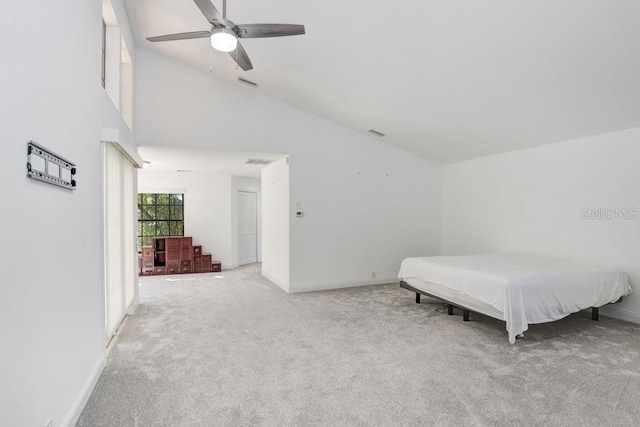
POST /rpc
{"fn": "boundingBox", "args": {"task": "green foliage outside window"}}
[137,193,184,250]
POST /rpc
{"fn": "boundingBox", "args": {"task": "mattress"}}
[398,253,633,343]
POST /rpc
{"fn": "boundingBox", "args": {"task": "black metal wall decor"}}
[26,141,76,190]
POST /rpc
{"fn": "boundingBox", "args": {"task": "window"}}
[101,20,106,88]
[137,193,184,250]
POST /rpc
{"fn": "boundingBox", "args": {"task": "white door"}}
[238,191,258,265]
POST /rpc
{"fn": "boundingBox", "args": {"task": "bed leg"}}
[592,307,599,321]
[447,304,454,315]
[415,293,420,304]
[463,309,470,322]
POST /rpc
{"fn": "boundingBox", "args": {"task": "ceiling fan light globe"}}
[210,29,237,52]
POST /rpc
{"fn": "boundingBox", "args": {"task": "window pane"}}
[137,194,142,204]
[142,236,153,247]
[142,194,156,205]
[142,221,156,236]
[157,205,170,220]
[171,194,183,205]
[141,206,156,220]
[169,222,178,236]
[170,205,183,220]
[157,221,170,236]
[157,194,170,205]
[169,221,184,236]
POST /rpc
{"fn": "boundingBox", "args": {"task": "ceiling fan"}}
[146,0,305,71]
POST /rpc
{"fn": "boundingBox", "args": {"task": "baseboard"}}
[289,276,398,294]
[126,296,139,315]
[600,305,640,324]
[62,355,106,427]
[262,269,289,293]
[222,264,239,271]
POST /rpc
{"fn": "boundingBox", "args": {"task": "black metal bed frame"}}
[399,280,603,324]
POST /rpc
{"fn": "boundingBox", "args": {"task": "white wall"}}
[231,176,262,267]
[135,50,442,292]
[138,171,233,267]
[0,0,135,425]
[261,158,291,290]
[442,127,640,322]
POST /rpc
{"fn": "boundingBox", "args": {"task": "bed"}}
[398,253,632,343]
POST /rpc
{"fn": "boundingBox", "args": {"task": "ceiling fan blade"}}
[147,31,211,42]
[193,0,223,24]
[229,41,253,71]
[234,24,305,39]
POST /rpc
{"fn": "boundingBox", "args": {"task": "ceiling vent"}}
[245,159,272,165]
[238,77,258,88]
[368,129,385,137]
[176,169,192,173]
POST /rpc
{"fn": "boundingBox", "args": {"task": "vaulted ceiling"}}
[124,0,640,163]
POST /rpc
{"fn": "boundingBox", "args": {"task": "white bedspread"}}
[398,253,632,343]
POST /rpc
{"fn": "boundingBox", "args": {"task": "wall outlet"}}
[45,418,53,427]
[371,271,376,279]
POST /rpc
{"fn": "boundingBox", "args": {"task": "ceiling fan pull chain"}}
[223,0,226,19]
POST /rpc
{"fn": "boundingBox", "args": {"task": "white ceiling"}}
[138,146,286,178]
[125,0,640,163]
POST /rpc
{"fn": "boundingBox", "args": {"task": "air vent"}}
[176,169,192,173]
[245,159,272,165]
[368,129,385,137]
[238,77,258,88]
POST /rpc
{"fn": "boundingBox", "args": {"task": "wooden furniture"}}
[180,237,193,262]
[139,236,220,276]
[165,238,180,267]
[140,246,154,276]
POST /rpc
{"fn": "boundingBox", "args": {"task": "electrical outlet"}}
[45,418,53,427]
[372,271,376,279]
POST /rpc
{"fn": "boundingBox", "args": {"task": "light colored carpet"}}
[78,263,640,426]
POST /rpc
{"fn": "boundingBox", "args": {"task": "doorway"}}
[238,191,258,265]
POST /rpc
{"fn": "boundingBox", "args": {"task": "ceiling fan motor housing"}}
[210,26,237,52]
